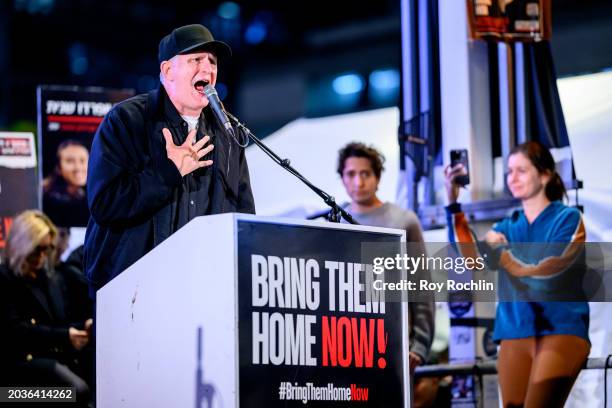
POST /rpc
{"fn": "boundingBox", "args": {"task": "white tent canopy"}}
[246,107,400,217]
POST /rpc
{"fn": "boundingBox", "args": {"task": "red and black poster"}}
[0,132,37,258]
[37,85,134,227]
[237,221,408,407]
[467,0,551,42]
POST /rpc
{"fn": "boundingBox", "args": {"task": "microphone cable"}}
[605,354,612,408]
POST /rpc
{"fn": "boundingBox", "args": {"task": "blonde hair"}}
[5,210,58,277]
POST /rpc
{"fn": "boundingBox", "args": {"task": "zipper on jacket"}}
[227,139,232,176]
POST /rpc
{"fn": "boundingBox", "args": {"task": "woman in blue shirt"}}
[444,141,589,407]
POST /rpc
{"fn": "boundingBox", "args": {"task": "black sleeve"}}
[87,108,182,227]
[1,272,72,352]
[236,142,256,214]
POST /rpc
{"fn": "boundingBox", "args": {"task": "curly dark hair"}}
[337,142,385,179]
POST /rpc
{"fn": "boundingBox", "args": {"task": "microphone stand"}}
[225,111,358,224]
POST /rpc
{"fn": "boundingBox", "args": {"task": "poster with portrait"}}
[0,132,37,260]
[37,85,134,227]
[467,0,551,42]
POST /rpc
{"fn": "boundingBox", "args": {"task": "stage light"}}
[70,58,87,75]
[68,43,88,76]
[332,73,364,96]
[369,69,400,91]
[15,0,54,14]
[217,2,241,20]
[245,22,267,45]
[368,68,400,105]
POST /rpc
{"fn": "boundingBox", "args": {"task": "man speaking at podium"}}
[84,24,255,296]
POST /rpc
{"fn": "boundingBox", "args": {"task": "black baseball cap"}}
[158,24,232,64]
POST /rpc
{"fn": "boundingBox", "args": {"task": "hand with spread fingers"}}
[163,127,214,176]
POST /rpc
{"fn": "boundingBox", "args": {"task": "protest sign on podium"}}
[97,213,410,407]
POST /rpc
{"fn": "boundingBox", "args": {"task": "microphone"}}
[203,84,234,136]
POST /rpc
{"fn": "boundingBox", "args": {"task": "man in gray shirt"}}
[337,142,435,372]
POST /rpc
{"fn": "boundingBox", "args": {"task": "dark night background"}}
[0,0,611,137]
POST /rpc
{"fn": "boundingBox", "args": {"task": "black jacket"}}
[0,265,76,365]
[83,86,255,294]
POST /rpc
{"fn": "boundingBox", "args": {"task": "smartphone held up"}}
[450,149,470,186]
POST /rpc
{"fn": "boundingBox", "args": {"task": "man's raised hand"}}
[163,128,214,176]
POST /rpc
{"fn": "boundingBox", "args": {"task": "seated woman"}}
[444,141,589,407]
[0,210,92,404]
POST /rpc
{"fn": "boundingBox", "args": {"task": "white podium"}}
[97,213,410,407]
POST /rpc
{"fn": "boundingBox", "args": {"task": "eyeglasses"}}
[31,244,55,256]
